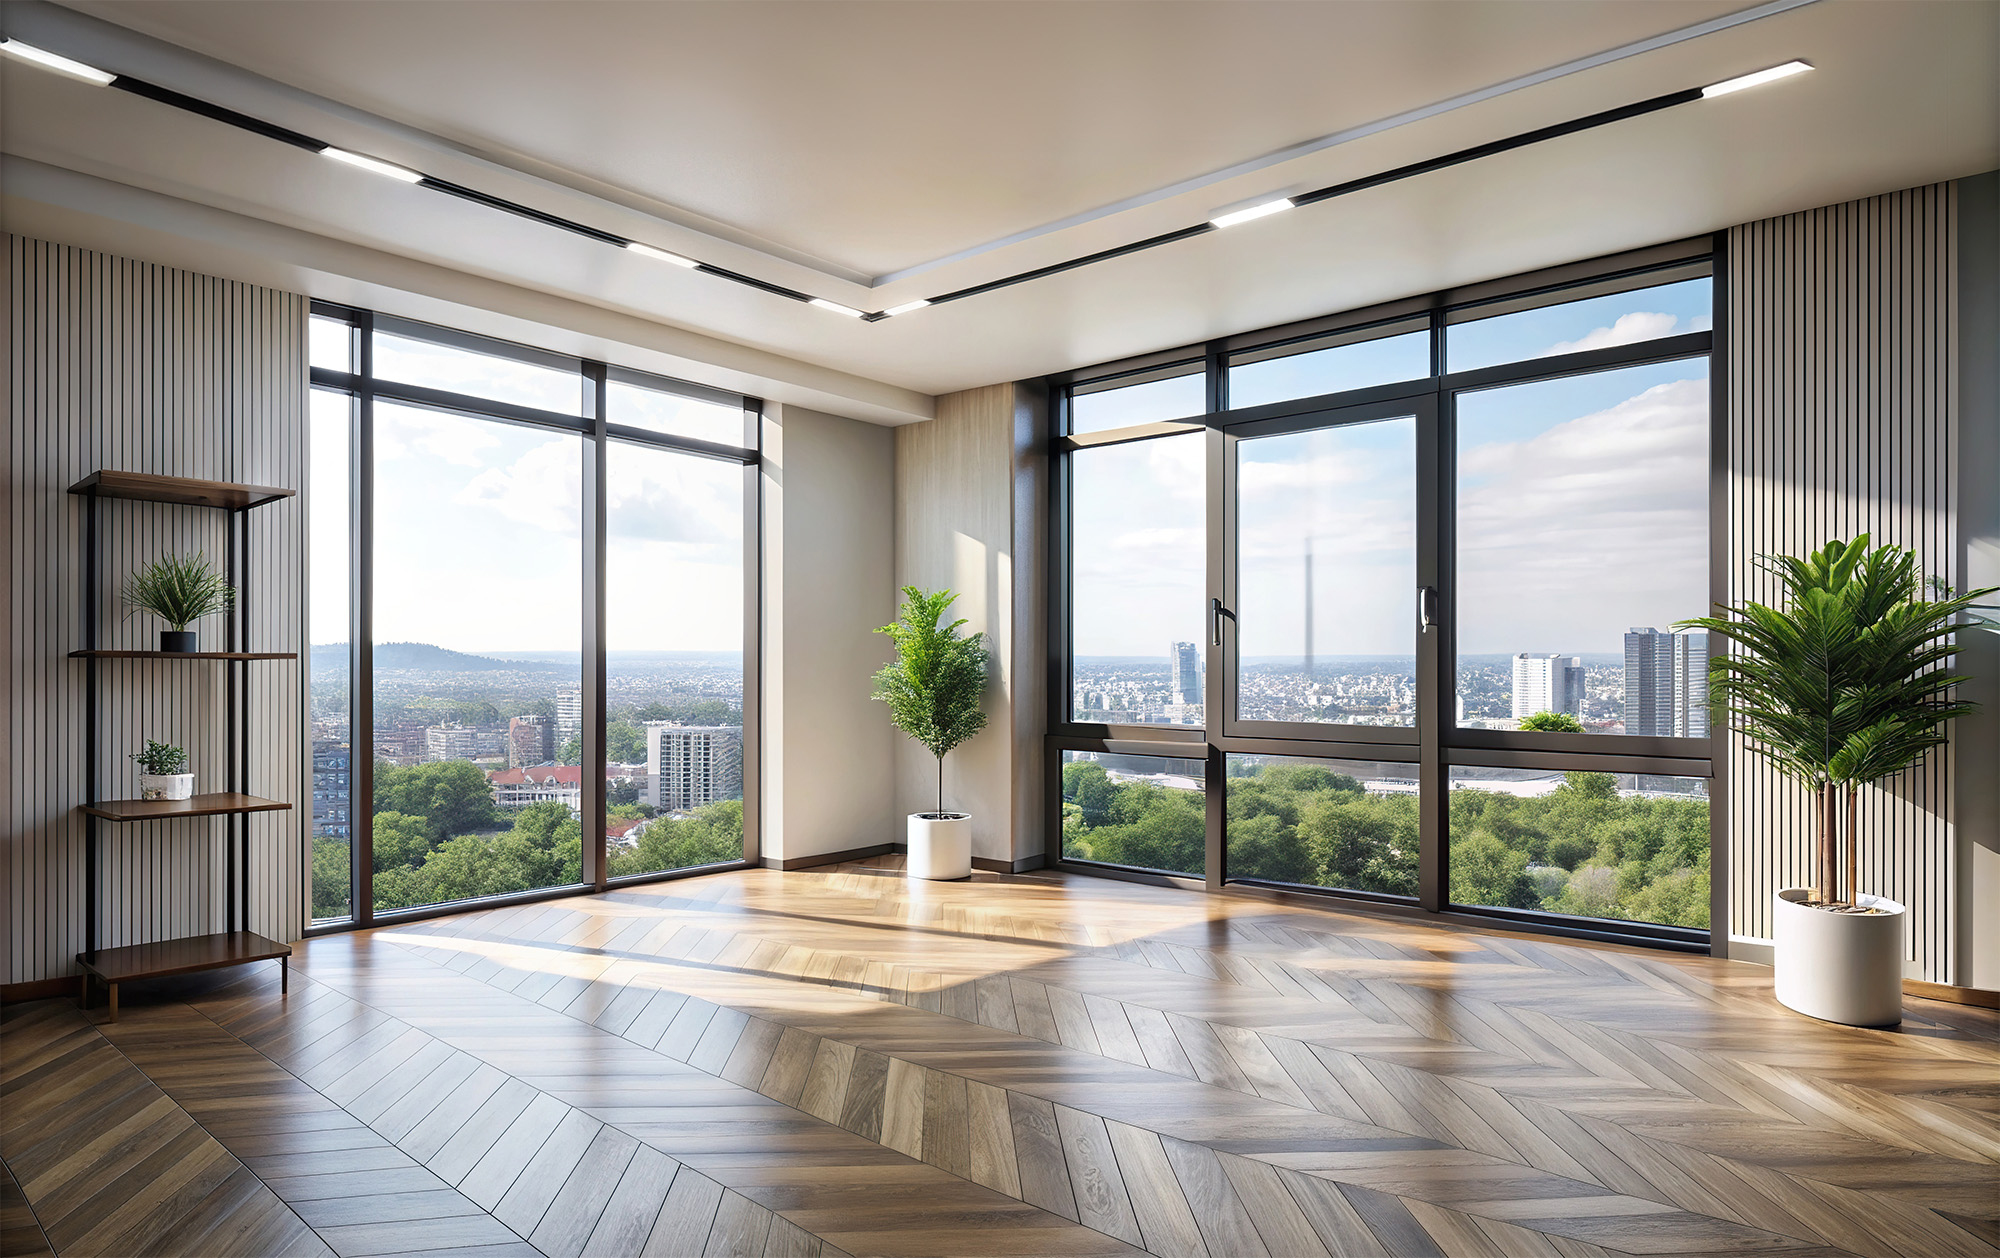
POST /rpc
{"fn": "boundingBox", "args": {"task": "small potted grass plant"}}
[873,587,988,880]
[124,552,234,652]
[1680,536,1993,1026]
[132,738,193,801]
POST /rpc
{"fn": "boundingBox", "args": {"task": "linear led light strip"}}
[1,37,1808,321]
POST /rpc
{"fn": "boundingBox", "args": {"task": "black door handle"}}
[1210,597,1236,646]
[1418,586,1439,632]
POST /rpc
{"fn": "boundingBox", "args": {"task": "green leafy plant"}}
[1679,536,1994,909]
[130,739,187,777]
[1518,710,1585,733]
[123,552,234,631]
[873,587,988,816]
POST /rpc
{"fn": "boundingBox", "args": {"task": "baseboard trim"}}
[2,976,81,1004]
[763,846,1047,875]
[1904,978,2000,1008]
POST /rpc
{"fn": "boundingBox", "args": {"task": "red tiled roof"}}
[606,818,645,839]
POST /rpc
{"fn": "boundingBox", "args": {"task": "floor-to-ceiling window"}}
[307,308,758,928]
[1050,241,1719,948]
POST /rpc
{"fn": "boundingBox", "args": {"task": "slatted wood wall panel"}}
[1726,183,1958,980]
[6,235,307,984]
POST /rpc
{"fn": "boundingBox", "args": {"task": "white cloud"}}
[1542,311,1683,358]
[375,407,499,467]
[457,439,582,532]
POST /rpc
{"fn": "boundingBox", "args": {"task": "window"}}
[1454,359,1710,737]
[307,305,759,930]
[1061,750,1205,878]
[1053,247,1715,944]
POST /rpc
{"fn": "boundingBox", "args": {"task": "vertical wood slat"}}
[7,234,307,984]
[1726,184,1958,982]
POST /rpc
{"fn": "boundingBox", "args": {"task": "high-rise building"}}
[555,689,583,745]
[311,740,351,839]
[645,722,744,812]
[507,714,553,768]
[1169,641,1203,707]
[425,722,481,762]
[1624,628,1708,736]
[1511,653,1583,721]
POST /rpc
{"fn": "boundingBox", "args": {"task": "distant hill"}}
[311,642,569,673]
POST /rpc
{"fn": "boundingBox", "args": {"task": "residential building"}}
[555,689,583,745]
[645,722,744,812]
[1511,653,1584,721]
[507,714,553,768]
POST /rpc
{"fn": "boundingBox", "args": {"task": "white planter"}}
[1773,888,1906,1027]
[906,813,972,881]
[138,773,195,801]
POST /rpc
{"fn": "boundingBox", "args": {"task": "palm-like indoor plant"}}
[131,738,193,801]
[1680,536,1993,1026]
[873,586,988,880]
[124,551,234,652]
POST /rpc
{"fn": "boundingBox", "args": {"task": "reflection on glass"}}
[1448,767,1709,927]
[374,330,582,414]
[608,381,746,446]
[370,403,583,914]
[1454,359,1708,736]
[309,316,352,373]
[1228,330,1429,409]
[1070,371,1205,434]
[1447,277,1712,374]
[1061,750,1204,877]
[1225,755,1418,896]
[308,389,353,923]
[1236,417,1415,727]
[604,442,746,877]
[1070,433,1206,725]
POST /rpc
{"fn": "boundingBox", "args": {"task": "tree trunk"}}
[1844,784,1859,908]
[1817,781,1836,905]
[936,756,944,817]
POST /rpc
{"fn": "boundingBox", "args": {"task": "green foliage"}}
[123,552,234,631]
[370,811,431,873]
[1518,710,1585,733]
[130,738,186,776]
[607,801,744,877]
[558,736,583,764]
[373,759,500,842]
[873,587,988,811]
[310,838,350,921]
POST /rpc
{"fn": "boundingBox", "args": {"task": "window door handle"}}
[1210,597,1236,646]
[1418,586,1439,633]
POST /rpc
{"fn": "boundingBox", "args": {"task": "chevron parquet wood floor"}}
[2,858,1993,1257]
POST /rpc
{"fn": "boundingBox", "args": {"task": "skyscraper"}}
[555,689,583,745]
[1624,628,1708,736]
[507,714,553,768]
[645,722,745,812]
[1169,641,1203,708]
[1511,653,1584,721]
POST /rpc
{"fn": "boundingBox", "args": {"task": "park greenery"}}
[1061,758,1710,928]
[309,758,742,918]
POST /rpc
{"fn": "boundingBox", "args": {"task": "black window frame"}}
[1047,235,1728,952]
[304,302,762,933]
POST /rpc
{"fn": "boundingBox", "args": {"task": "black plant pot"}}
[161,630,197,653]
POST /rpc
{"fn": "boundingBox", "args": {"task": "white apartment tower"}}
[645,722,745,812]
[1511,653,1584,721]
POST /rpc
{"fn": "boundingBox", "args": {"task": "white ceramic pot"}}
[139,773,195,801]
[1773,888,1906,1027]
[906,813,972,880]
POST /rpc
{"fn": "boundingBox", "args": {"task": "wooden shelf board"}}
[68,470,295,511]
[70,650,298,660]
[77,931,289,984]
[81,793,292,822]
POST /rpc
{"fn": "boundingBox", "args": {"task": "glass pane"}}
[1449,767,1709,928]
[1228,330,1429,409]
[1070,433,1206,725]
[308,390,353,924]
[370,403,583,914]
[1225,754,1418,897]
[604,443,747,877]
[608,380,746,447]
[1447,277,1711,373]
[309,315,353,373]
[374,330,582,414]
[1236,416,1416,727]
[1454,359,1709,736]
[1070,371,1205,435]
[1060,750,1205,877]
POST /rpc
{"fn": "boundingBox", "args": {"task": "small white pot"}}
[906,813,972,880]
[139,773,195,801]
[1773,888,1906,1027]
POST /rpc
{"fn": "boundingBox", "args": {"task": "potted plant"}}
[124,552,234,652]
[873,586,988,880]
[132,738,194,801]
[1681,536,1993,1026]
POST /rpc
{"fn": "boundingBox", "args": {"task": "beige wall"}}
[760,403,900,866]
[892,383,1046,868]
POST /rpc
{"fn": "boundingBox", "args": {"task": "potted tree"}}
[132,738,194,801]
[124,552,234,652]
[873,586,988,880]
[1681,536,1992,1026]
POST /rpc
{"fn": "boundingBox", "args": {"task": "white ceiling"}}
[3,0,1996,419]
